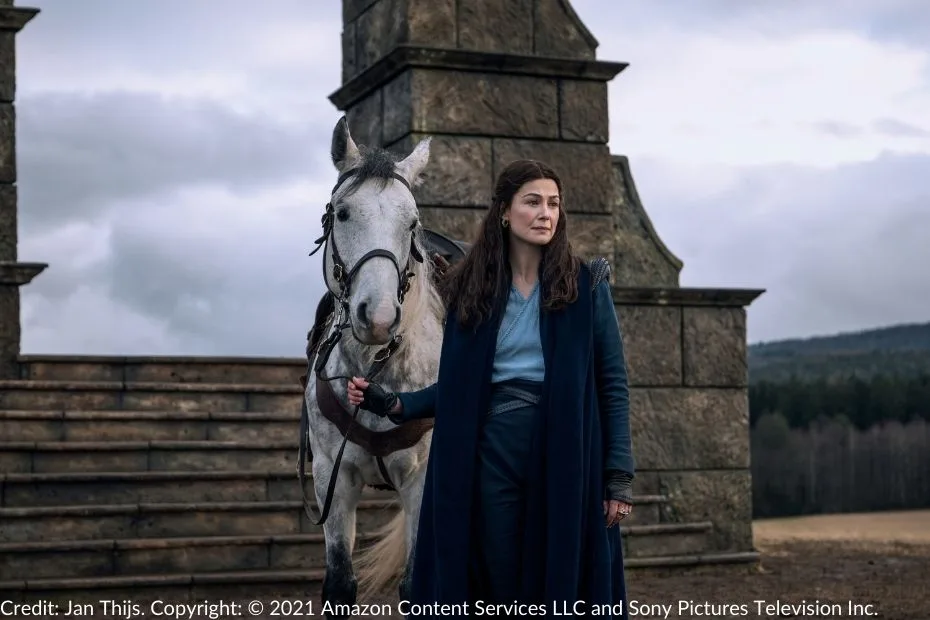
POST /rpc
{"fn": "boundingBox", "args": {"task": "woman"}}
[348,159,635,617]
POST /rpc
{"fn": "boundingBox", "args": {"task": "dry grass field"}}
[627,510,930,620]
[278,511,930,619]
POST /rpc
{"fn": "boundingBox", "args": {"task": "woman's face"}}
[503,178,560,247]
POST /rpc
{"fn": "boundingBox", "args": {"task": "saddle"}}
[299,229,470,488]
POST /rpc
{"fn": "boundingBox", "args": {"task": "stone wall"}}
[615,288,762,555]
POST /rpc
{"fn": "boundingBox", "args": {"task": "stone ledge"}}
[0,6,39,32]
[612,286,765,308]
[0,262,46,285]
[330,44,627,110]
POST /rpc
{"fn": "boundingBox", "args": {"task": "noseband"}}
[300,167,425,526]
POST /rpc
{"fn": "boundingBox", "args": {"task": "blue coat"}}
[394,261,634,617]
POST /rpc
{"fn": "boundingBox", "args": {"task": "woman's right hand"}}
[347,376,369,407]
[347,376,400,416]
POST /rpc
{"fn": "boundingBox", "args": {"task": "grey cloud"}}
[810,121,863,138]
[873,118,930,137]
[627,152,930,343]
[17,91,327,231]
[570,0,930,50]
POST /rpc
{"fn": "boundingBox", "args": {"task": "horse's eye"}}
[336,208,349,221]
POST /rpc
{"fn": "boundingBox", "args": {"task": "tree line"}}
[749,372,930,517]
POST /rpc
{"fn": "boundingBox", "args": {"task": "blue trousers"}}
[473,378,543,602]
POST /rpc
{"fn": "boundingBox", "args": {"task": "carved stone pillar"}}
[0,2,45,379]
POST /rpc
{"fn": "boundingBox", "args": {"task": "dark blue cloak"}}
[404,262,629,618]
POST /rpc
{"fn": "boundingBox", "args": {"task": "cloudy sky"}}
[13,0,930,356]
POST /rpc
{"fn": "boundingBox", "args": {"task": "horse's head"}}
[321,116,431,346]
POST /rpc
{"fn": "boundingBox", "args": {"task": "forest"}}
[747,321,930,517]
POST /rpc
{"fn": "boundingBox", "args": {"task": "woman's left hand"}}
[604,500,632,527]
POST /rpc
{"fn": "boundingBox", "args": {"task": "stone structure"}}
[0,1,44,380]
[331,0,765,567]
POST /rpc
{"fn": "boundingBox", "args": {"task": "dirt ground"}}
[626,510,930,620]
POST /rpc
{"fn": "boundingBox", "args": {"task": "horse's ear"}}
[331,116,361,173]
[396,136,431,187]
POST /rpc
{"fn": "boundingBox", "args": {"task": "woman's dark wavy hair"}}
[438,159,581,327]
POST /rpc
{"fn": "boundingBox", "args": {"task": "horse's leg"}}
[313,455,363,619]
[395,455,428,602]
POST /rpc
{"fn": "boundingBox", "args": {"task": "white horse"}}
[300,117,449,616]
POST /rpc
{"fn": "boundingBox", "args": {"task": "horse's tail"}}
[355,507,407,600]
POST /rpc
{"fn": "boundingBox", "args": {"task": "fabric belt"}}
[488,384,542,415]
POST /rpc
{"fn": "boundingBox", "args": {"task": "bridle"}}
[298,167,424,525]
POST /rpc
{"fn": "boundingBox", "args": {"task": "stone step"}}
[621,521,713,559]
[0,380,303,413]
[0,522,715,582]
[0,439,298,474]
[0,470,397,508]
[17,354,306,385]
[0,409,300,443]
[0,470,665,523]
[0,499,399,544]
[0,554,761,613]
[0,533,375,582]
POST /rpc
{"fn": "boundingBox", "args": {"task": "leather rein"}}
[298,167,426,526]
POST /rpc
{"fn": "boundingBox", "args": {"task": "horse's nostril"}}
[357,302,369,326]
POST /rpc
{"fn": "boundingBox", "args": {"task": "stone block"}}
[657,470,754,553]
[32,448,148,474]
[115,542,270,576]
[387,134,492,207]
[492,139,613,214]
[623,526,710,559]
[0,546,112,581]
[560,80,608,142]
[354,0,405,75]
[208,420,294,443]
[0,387,120,411]
[458,0,533,55]
[418,206,486,244]
[615,305,682,387]
[565,212,613,260]
[0,102,13,183]
[351,0,456,76]
[120,390,247,412]
[683,307,748,387]
[341,21,356,83]
[64,417,206,442]
[0,33,11,103]
[382,69,559,144]
[0,183,14,260]
[346,87,383,147]
[135,508,300,539]
[146,445,293,473]
[271,539,326,570]
[533,0,597,60]
[406,0,456,47]
[343,0,379,23]
[0,415,60,442]
[630,388,749,470]
[249,392,302,413]
[0,511,134,544]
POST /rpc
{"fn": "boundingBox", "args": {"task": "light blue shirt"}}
[491,281,545,383]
